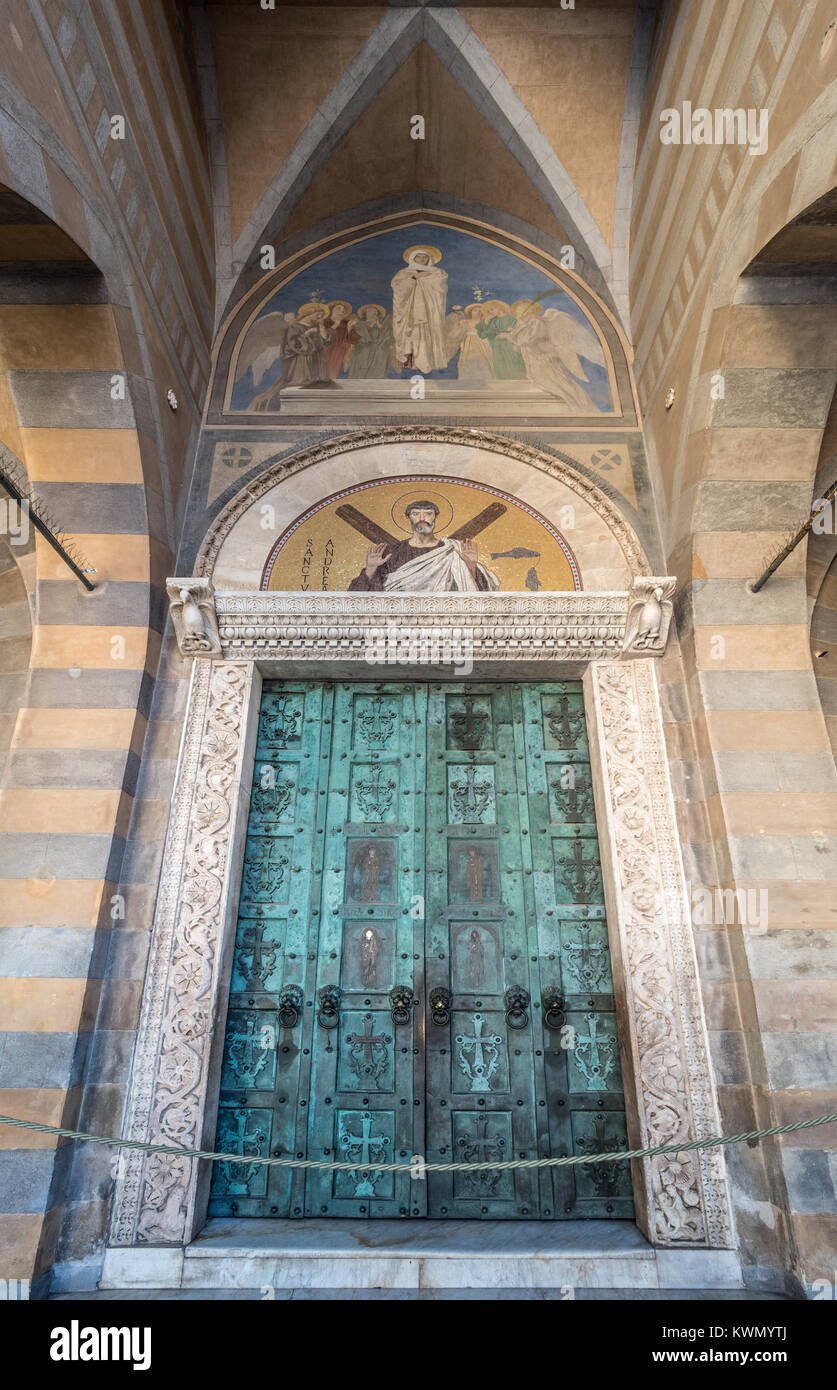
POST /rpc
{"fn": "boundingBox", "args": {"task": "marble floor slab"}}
[187,1217,652,1259]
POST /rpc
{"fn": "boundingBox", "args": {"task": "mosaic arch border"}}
[195,426,651,583]
[107,652,735,1253]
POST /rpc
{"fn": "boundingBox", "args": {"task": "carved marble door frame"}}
[107,653,735,1255]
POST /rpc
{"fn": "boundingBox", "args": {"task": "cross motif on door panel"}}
[337,1111,391,1196]
[345,1016,392,1088]
[455,1014,504,1092]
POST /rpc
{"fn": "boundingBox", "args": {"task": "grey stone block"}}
[693,480,811,533]
[763,1032,837,1089]
[690,578,807,627]
[34,581,153,629]
[711,369,836,429]
[0,832,126,882]
[3,748,134,792]
[781,1148,836,1214]
[0,926,95,978]
[700,670,820,711]
[0,1149,58,1212]
[86,1028,139,1087]
[7,372,135,428]
[746,930,837,979]
[22,669,150,714]
[33,482,148,535]
[0,1032,81,1088]
[0,269,106,304]
[708,1031,752,1085]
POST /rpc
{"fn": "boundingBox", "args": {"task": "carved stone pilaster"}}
[109,660,258,1246]
[584,659,735,1248]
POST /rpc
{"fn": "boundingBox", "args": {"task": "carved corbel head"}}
[621,577,676,657]
[166,577,222,657]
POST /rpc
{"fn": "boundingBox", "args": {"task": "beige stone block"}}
[0,788,128,836]
[699,979,749,1032]
[35,533,151,584]
[0,1214,44,1281]
[754,154,799,256]
[754,980,837,1033]
[792,1215,837,1283]
[694,624,812,670]
[705,709,831,753]
[20,428,144,485]
[0,1089,66,1149]
[31,625,158,672]
[674,796,712,845]
[736,881,837,928]
[772,1091,837,1147]
[702,427,823,482]
[0,978,91,1032]
[699,306,733,374]
[0,306,122,370]
[0,879,106,928]
[724,305,837,368]
[0,226,86,261]
[11,708,144,753]
[719,790,837,837]
[692,531,804,580]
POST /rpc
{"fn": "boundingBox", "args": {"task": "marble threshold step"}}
[101,1220,743,1293]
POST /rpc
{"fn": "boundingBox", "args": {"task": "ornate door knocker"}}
[277,983,304,1029]
[317,984,342,1029]
[542,987,566,1031]
[504,985,530,1030]
[389,984,414,1026]
[430,987,452,1026]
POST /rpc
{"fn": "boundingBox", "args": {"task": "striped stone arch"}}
[0,185,169,1294]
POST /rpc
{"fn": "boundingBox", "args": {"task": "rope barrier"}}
[0,1111,833,1175]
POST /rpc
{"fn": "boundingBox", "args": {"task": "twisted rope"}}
[0,1112,833,1174]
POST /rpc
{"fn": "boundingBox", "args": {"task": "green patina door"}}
[209,680,634,1221]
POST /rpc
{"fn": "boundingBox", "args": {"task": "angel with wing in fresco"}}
[504,300,607,409]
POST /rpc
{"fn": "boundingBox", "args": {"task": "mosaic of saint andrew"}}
[230,226,614,414]
[261,477,581,593]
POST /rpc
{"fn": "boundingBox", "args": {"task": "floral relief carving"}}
[588,660,733,1248]
[109,661,250,1246]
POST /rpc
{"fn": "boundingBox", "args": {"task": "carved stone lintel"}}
[621,577,675,657]
[585,660,734,1248]
[167,577,222,657]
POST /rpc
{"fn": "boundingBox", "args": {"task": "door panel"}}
[209,680,634,1221]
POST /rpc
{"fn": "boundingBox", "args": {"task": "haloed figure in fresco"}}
[251,302,335,408]
[349,500,500,593]
[346,304,394,379]
[391,245,449,373]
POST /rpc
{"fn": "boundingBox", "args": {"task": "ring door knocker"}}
[541,987,566,1032]
[504,985,530,1030]
[430,987,452,1027]
[389,984,414,1026]
[277,983,304,1029]
[317,984,342,1029]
